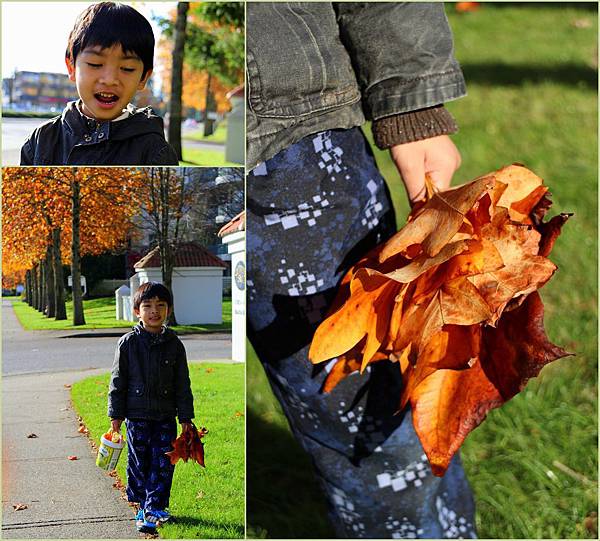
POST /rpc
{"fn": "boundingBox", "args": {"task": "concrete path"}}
[2,369,140,538]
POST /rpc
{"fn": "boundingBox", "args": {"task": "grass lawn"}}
[180,147,240,167]
[71,362,245,539]
[247,4,597,539]
[10,297,232,333]
[183,122,228,144]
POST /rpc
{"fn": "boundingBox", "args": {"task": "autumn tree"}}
[167,1,190,160]
[158,2,244,135]
[2,168,141,325]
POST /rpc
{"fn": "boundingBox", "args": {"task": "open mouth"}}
[94,92,119,105]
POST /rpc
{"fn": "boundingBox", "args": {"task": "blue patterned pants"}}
[125,418,177,512]
[247,128,477,538]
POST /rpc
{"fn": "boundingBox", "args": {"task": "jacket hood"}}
[61,100,166,141]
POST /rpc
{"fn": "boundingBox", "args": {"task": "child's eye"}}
[121,67,136,73]
[86,62,102,68]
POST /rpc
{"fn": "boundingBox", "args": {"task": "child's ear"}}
[137,69,153,91]
[65,56,76,82]
[133,307,141,319]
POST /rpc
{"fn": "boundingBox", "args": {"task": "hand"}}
[111,418,123,433]
[390,135,462,205]
[181,422,194,435]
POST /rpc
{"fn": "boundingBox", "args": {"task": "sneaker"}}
[153,510,171,523]
[136,510,160,533]
[135,509,144,529]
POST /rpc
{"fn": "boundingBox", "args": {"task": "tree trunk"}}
[45,243,56,318]
[71,180,86,326]
[31,263,39,311]
[167,1,189,161]
[40,257,47,314]
[25,269,32,305]
[53,228,67,321]
[202,73,214,137]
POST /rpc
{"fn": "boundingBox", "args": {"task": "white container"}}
[96,432,125,471]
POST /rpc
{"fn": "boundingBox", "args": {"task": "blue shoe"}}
[135,509,146,532]
[136,510,159,533]
[153,510,171,523]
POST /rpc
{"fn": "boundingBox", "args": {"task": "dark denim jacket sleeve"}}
[108,337,128,419]
[174,340,195,422]
[335,2,467,120]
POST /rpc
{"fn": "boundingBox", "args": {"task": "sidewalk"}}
[2,369,139,539]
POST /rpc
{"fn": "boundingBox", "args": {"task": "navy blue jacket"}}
[108,324,195,423]
[20,101,179,166]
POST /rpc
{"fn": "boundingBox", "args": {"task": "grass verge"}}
[183,122,228,144]
[71,362,245,539]
[180,147,240,167]
[10,297,232,333]
[247,4,597,539]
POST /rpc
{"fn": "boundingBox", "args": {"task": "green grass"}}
[71,362,245,539]
[10,297,232,333]
[248,4,597,539]
[183,122,228,144]
[180,147,240,167]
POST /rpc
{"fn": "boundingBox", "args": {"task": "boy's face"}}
[66,44,152,121]
[134,296,170,333]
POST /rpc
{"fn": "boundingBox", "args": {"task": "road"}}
[2,299,232,376]
[2,117,47,166]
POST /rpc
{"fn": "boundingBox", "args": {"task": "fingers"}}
[390,135,461,204]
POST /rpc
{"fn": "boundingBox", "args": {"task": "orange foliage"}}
[165,426,208,466]
[2,167,142,286]
[309,165,571,476]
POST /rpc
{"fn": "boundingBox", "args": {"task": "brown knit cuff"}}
[372,106,458,149]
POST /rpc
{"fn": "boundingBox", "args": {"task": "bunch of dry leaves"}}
[309,164,571,476]
[165,425,208,467]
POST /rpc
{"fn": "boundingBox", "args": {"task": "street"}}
[2,299,232,376]
[2,117,47,166]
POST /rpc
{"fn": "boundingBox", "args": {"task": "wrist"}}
[373,106,458,149]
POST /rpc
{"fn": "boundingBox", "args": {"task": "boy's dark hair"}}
[133,282,173,310]
[66,2,155,77]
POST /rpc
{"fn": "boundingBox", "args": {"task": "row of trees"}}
[3,167,243,326]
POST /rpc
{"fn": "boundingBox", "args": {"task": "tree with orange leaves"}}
[2,167,141,325]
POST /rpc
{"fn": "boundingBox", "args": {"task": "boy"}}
[108,282,194,533]
[20,2,178,165]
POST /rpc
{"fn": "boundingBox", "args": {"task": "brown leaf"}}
[67,455,78,461]
[480,291,572,400]
[26,433,38,439]
[379,175,494,262]
[308,165,570,475]
[410,362,503,475]
[309,271,393,364]
[12,503,28,511]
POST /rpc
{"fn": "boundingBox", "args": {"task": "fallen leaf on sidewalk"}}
[26,433,38,438]
[78,425,88,434]
[63,384,72,389]
[12,503,28,511]
[67,455,78,461]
